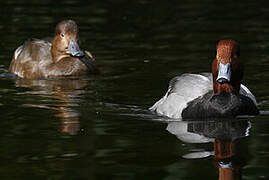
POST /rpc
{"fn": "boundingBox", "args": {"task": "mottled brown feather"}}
[9,20,97,79]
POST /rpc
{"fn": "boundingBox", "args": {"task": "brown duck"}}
[9,20,98,78]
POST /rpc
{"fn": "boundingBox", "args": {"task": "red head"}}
[212,40,243,95]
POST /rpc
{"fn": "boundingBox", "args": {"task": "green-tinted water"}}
[1,0,269,179]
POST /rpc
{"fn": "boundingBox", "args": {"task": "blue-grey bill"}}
[67,40,85,57]
[216,61,231,83]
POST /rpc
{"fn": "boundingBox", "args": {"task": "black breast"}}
[182,91,259,119]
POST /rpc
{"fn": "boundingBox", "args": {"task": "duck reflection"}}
[167,119,251,180]
[15,78,90,135]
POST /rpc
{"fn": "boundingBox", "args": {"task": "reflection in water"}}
[15,78,90,135]
[167,119,251,180]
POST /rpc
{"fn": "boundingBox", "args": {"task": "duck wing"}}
[149,73,212,119]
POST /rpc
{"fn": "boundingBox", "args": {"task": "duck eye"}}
[60,33,65,38]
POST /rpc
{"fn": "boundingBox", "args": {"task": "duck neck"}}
[213,83,235,95]
[51,39,70,63]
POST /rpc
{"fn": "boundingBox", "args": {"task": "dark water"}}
[1,0,269,179]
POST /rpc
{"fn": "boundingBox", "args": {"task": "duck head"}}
[212,40,243,95]
[51,20,85,62]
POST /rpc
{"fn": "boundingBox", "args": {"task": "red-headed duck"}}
[9,20,98,79]
[150,40,259,119]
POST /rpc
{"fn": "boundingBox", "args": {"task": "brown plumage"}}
[212,40,243,95]
[9,20,98,79]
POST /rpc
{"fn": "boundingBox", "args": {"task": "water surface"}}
[1,0,269,179]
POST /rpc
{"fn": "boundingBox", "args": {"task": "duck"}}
[149,40,259,119]
[9,20,98,79]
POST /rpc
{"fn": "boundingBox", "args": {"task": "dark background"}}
[0,0,269,179]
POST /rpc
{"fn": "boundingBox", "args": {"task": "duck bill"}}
[216,61,231,84]
[67,39,85,57]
